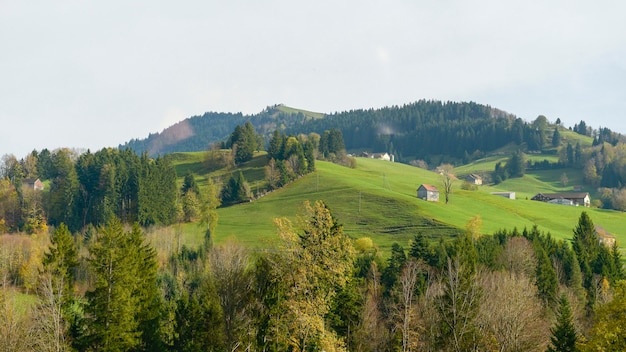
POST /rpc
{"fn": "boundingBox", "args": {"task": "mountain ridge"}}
[120,100,517,160]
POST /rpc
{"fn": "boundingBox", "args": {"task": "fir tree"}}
[84,218,141,351]
[535,244,558,307]
[552,127,561,147]
[409,232,431,263]
[83,218,161,351]
[546,294,577,352]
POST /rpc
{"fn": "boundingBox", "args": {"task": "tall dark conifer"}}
[546,294,577,352]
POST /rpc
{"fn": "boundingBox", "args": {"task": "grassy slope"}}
[276,104,325,120]
[172,152,626,253]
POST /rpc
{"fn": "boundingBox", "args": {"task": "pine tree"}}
[535,244,558,307]
[127,223,162,351]
[84,219,160,351]
[409,232,431,263]
[546,294,577,352]
[84,218,141,351]
[572,211,599,304]
[41,223,78,310]
[552,128,562,147]
[220,171,250,206]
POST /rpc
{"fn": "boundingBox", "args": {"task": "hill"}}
[172,153,626,253]
[120,101,523,162]
[119,104,322,156]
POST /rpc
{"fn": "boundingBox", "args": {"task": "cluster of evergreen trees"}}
[264,130,318,190]
[0,148,179,234]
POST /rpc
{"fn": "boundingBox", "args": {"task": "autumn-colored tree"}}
[273,200,355,351]
[579,280,626,351]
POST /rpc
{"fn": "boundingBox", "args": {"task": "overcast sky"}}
[2,1,626,158]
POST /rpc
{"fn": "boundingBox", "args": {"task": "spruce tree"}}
[127,223,162,351]
[41,223,78,311]
[84,218,160,351]
[546,294,577,352]
[409,232,431,263]
[535,244,558,307]
[552,127,561,147]
[84,218,140,351]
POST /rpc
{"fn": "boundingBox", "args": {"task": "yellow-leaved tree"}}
[273,200,355,352]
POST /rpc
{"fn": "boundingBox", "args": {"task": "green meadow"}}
[172,152,626,254]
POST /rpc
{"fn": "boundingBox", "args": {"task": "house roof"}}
[595,225,616,239]
[418,184,439,192]
[23,178,41,184]
[467,174,482,180]
[534,192,589,200]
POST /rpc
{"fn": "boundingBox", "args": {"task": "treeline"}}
[286,101,565,163]
[2,204,625,351]
[0,148,179,233]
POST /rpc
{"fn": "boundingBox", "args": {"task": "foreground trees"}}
[2,206,625,351]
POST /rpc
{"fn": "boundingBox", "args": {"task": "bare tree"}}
[478,270,548,352]
[28,273,72,352]
[438,164,455,204]
[397,259,424,352]
[499,236,536,278]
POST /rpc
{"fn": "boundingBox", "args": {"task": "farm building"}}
[491,192,515,200]
[595,225,616,247]
[465,174,483,185]
[531,192,590,207]
[417,184,439,202]
[361,152,394,162]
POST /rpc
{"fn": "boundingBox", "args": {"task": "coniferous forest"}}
[1,104,626,351]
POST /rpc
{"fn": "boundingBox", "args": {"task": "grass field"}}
[171,153,626,254]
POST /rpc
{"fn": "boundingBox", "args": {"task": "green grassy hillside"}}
[172,153,626,253]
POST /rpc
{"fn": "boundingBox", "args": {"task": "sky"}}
[2,1,626,158]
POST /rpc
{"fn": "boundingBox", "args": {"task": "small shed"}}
[417,184,439,202]
[491,192,515,200]
[465,174,483,185]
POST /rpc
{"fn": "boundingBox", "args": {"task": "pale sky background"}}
[2,1,626,158]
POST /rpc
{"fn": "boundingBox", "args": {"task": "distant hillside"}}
[120,101,519,158]
[119,105,321,155]
[121,100,623,168]
[169,153,626,252]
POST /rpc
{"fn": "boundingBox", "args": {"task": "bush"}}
[461,181,478,191]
